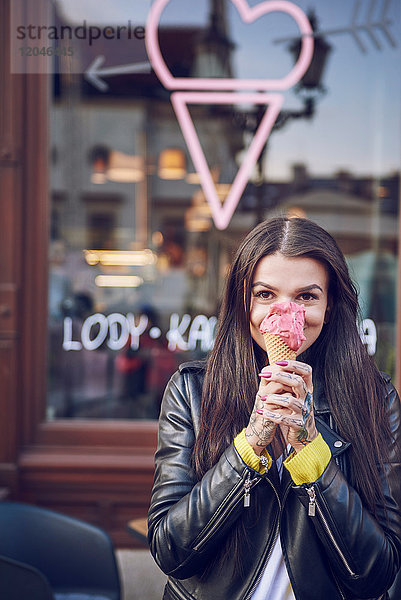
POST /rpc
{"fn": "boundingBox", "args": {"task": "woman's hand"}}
[255,361,318,454]
[245,369,279,455]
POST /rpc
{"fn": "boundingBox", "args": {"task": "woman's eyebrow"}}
[295,284,324,293]
[251,282,324,292]
[251,282,278,289]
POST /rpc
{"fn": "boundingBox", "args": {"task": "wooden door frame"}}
[0,0,157,547]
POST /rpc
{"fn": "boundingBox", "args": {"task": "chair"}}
[0,502,121,600]
[0,554,55,600]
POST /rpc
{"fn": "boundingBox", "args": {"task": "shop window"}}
[45,0,400,420]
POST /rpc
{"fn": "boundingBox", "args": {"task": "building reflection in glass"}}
[47,0,400,419]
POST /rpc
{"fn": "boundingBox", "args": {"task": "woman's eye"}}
[298,293,317,301]
[255,290,273,300]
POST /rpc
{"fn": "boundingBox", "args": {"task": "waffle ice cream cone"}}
[259,302,306,364]
[263,332,296,365]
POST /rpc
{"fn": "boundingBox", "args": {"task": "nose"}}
[275,297,294,305]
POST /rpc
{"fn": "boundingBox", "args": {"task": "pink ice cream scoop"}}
[259,301,306,352]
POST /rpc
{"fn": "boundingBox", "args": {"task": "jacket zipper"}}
[244,477,286,600]
[243,473,252,507]
[306,485,356,577]
[192,469,260,552]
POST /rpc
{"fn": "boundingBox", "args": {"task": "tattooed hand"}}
[245,378,277,455]
[254,361,318,454]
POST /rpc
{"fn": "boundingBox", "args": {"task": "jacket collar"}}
[312,374,351,455]
[312,372,330,414]
[316,415,351,457]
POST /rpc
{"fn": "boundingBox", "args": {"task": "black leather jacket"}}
[148,361,401,600]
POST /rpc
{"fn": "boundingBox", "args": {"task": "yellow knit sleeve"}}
[283,433,331,485]
[234,428,272,474]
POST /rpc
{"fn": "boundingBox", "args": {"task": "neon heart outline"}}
[171,92,284,230]
[146,0,314,90]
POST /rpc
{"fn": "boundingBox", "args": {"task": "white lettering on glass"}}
[127,313,148,350]
[208,317,218,349]
[81,313,108,350]
[188,315,217,352]
[359,318,377,356]
[62,316,83,351]
[166,313,191,351]
[107,313,130,351]
[62,313,378,356]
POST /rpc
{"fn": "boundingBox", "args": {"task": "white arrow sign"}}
[85,55,151,92]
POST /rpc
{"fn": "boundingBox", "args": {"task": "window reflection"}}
[47,0,400,420]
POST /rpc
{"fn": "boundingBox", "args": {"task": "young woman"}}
[148,217,401,600]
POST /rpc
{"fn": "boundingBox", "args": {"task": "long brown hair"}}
[193,217,390,515]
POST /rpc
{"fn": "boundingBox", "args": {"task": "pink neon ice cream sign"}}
[146,0,314,230]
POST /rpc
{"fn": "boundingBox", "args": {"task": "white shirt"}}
[251,450,295,600]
